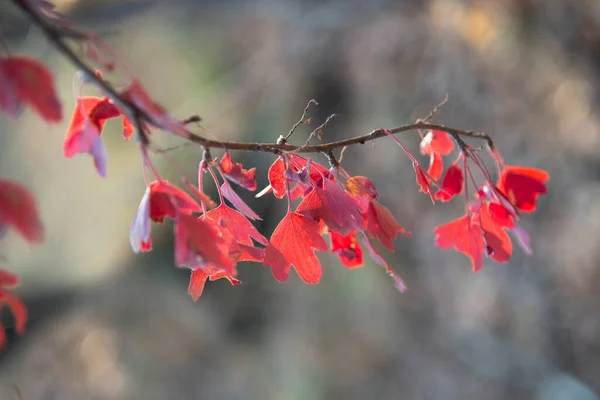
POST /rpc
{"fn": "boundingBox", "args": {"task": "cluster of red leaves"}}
[127,151,410,299]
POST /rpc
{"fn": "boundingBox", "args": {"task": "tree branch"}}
[11,0,495,156]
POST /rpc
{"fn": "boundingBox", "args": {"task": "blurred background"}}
[0,0,599,399]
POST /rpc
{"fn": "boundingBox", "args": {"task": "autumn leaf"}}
[345,176,379,200]
[268,157,287,198]
[330,230,363,268]
[219,153,257,191]
[146,181,202,223]
[0,180,43,243]
[420,130,455,156]
[497,166,549,213]
[435,163,464,202]
[427,152,444,182]
[0,55,62,122]
[188,268,241,302]
[220,177,261,220]
[129,180,202,253]
[174,213,235,274]
[264,212,328,284]
[434,213,484,272]
[365,200,410,251]
[480,202,512,263]
[297,179,365,236]
[204,203,268,246]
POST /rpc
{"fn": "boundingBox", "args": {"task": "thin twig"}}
[301,113,336,148]
[280,99,318,143]
[418,94,449,124]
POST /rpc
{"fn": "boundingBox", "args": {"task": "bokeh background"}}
[1,0,599,399]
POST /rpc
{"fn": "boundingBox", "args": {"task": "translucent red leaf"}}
[420,130,455,156]
[174,213,235,274]
[264,212,328,284]
[487,202,514,229]
[411,159,435,202]
[147,180,202,223]
[219,153,257,191]
[268,155,329,199]
[129,186,151,253]
[330,230,363,268]
[188,268,241,302]
[122,115,134,140]
[0,180,43,243]
[480,203,512,263]
[365,200,410,251]
[296,179,365,236]
[268,158,286,198]
[204,204,268,246]
[344,176,379,200]
[427,152,444,182]
[435,164,464,202]
[220,179,261,220]
[0,56,62,122]
[359,233,406,293]
[497,166,549,213]
[434,214,484,272]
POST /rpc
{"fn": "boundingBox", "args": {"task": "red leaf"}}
[497,166,549,213]
[427,152,444,182]
[0,180,43,243]
[344,176,379,200]
[122,115,134,140]
[219,153,257,191]
[147,180,202,223]
[268,158,286,198]
[330,230,363,268]
[267,155,330,199]
[487,202,514,229]
[205,203,267,246]
[434,213,484,272]
[264,212,328,284]
[365,200,410,251]
[296,179,365,236]
[63,96,123,177]
[174,213,235,274]
[480,203,512,263]
[435,164,464,202]
[220,179,261,220]
[188,268,241,302]
[0,56,62,122]
[411,159,435,203]
[420,130,455,156]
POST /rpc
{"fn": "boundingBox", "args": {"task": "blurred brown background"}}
[0,0,599,399]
